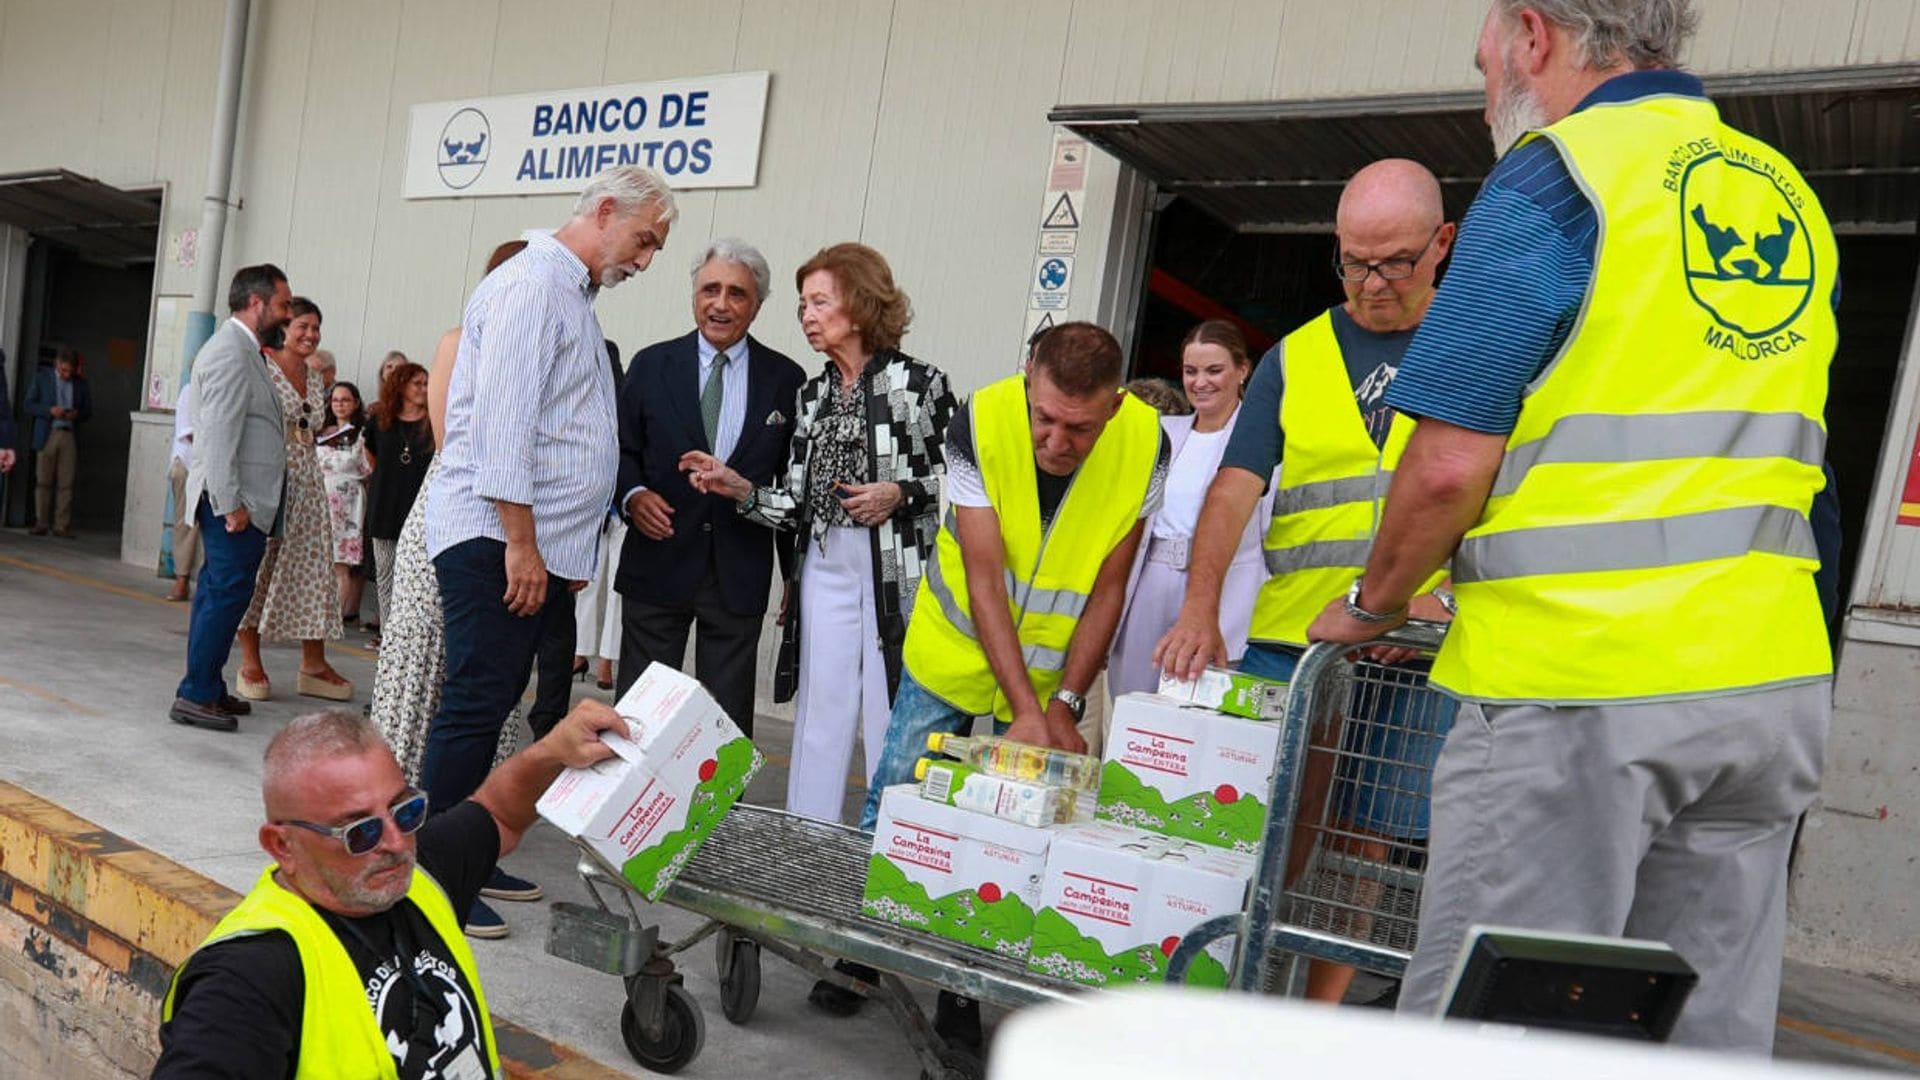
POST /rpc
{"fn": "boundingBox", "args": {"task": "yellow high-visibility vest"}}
[1249,310,1439,648]
[905,375,1160,721]
[164,866,502,1080]
[1433,91,1837,702]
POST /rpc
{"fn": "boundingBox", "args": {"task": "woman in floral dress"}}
[233,297,352,702]
[315,380,371,625]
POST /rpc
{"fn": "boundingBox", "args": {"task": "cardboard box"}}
[1157,666,1287,720]
[1029,821,1253,988]
[862,784,1054,960]
[536,662,762,901]
[1097,693,1283,854]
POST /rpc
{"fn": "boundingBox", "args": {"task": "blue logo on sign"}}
[1037,258,1069,290]
[438,108,491,190]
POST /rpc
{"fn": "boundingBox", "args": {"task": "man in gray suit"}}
[171,265,293,732]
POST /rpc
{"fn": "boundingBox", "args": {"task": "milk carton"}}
[536,662,762,900]
[862,784,1054,959]
[1157,665,1288,720]
[1029,821,1253,988]
[1097,693,1283,854]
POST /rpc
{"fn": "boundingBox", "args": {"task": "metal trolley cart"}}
[1168,622,1452,993]
[547,804,1085,1077]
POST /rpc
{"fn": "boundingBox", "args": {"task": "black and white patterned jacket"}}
[743,349,957,702]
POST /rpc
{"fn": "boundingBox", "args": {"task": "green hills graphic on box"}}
[861,854,1036,958]
[619,737,761,899]
[1095,761,1268,852]
[1027,907,1228,987]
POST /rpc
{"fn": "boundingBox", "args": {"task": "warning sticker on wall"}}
[1898,431,1920,526]
[1032,256,1074,311]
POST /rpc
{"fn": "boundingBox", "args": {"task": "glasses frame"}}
[1333,225,1444,283]
[277,790,430,856]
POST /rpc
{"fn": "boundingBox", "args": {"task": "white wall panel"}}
[150,0,223,298]
[225,0,317,285]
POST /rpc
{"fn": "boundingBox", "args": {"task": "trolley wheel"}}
[619,984,706,1074]
[716,935,761,1024]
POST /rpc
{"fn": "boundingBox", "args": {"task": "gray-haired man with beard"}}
[155,700,626,1078]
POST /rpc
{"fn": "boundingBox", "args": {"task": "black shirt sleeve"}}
[415,799,502,915]
[1220,344,1284,487]
[152,933,304,1080]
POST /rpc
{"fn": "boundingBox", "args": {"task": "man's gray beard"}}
[600,265,632,289]
[1489,70,1549,160]
[324,851,415,912]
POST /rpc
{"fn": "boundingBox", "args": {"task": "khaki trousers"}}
[169,458,203,576]
[35,428,76,532]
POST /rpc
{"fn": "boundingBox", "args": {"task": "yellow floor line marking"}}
[0,552,376,661]
[0,673,104,717]
[1777,1014,1920,1066]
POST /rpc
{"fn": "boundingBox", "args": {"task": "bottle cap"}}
[925,732,947,753]
[914,758,931,781]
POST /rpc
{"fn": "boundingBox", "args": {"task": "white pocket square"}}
[766,410,786,425]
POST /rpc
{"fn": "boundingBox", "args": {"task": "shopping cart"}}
[1166,621,1452,992]
[546,803,1085,1078]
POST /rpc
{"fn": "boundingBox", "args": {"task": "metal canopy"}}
[1052,65,1920,234]
[0,169,161,263]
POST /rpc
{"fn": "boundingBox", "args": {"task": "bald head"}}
[1333,159,1454,333]
[262,709,393,818]
[1337,159,1444,238]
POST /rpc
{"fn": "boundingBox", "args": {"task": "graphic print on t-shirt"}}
[368,946,488,1080]
[1352,359,1399,447]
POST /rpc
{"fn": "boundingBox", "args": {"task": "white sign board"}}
[404,71,770,199]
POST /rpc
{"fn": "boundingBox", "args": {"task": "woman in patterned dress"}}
[233,297,353,702]
[315,380,371,625]
[370,240,528,784]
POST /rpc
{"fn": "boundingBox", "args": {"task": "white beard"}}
[1489,66,1550,160]
[599,265,632,289]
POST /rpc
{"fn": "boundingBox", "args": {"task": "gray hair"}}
[572,165,680,226]
[1498,0,1697,70]
[690,237,773,303]
[262,709,392,812]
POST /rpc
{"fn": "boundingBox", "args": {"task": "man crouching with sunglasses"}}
[154,699,627,1079]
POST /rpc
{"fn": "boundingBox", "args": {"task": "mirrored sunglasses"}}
[278,791,429,855]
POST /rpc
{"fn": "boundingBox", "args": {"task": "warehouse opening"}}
[1059,64,1920,612]
[0,170,162,537]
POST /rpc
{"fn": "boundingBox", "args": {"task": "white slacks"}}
[573,520,624,662]
[787,526,892,823]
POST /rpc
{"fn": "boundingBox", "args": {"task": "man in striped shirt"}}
[423,165,676,937]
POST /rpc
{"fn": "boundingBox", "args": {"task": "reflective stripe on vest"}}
[1249,310,1440,647]
[1429,92,1837,703]
[902,376,1159,719]
[163,866,502,1080]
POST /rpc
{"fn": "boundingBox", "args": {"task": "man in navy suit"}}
[616,239,805,734]
[24,347,93,536]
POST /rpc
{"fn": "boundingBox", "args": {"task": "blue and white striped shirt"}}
[426,229,619,581]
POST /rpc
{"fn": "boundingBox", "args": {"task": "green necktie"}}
[701,352,730,449]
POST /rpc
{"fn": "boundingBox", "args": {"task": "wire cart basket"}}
[1167,621,1453,993]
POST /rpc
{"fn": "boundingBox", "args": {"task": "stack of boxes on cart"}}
[861,667,1287,988]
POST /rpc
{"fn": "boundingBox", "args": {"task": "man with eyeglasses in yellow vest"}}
[154,700,626,1078]
[1157,157,1461,1007]
[835,321,1166,1047]
[1308,0,1837,1053]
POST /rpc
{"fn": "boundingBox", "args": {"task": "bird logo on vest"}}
[1678,148,1815,356]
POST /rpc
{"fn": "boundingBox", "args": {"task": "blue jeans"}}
[176,496,268,703]
[1240,643,1457,840]
[420,538,569,812]
[857,669,1002,830]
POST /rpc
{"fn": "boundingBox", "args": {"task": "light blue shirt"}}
[698,333,749,462]
[427,229,618,581]
[53,376,73,429]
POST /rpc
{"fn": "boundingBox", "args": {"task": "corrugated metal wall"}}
[3,0,1914,399]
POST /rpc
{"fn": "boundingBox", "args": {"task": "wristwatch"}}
[1050,688,1087,723]
[1344,577,1407,624]
[1431,586,1458,616]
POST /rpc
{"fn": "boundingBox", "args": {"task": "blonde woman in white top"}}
[1109,320,1272,695]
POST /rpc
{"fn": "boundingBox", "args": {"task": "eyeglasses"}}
[277,791,429,855]
[1333,225,1443,283]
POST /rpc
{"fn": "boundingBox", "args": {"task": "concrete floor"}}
[1,525,1917,1077]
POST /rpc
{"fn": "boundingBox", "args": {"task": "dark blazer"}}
[614,330,805,616]
[24,366,92,451]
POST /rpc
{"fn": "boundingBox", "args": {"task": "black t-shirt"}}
[154,801,501,1080]
[364,417,435,539]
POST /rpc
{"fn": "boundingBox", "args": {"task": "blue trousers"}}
[176,496,268,704]
[858,669,1004,830]
[421,538,568,812]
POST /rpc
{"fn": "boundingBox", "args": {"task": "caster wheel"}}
[620,983,706,1074]
[717,935,761,1024]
